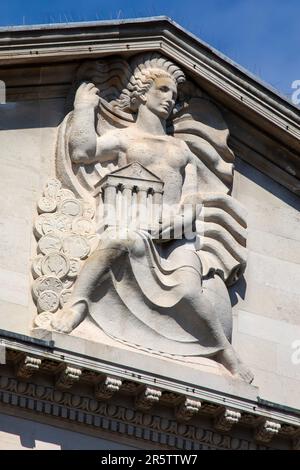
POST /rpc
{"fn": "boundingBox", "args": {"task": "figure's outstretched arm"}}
[69,82,121,164]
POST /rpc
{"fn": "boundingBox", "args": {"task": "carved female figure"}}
[51,53,252,382]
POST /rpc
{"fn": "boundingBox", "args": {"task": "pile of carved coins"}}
[32,179,99,328]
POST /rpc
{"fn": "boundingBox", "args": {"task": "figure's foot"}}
[218,347,254,384]
[233,363,254,384]
[51,307,85,334]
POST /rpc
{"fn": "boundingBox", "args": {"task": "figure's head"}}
[117,53,185,117]
[131,70,178,119]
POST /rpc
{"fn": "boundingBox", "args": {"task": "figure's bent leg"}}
[51,242,128,334]
[178,269,254,383]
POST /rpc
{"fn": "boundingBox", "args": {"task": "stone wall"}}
[232,158,300,408]
[0,98,65,334]
[0,95,299,411]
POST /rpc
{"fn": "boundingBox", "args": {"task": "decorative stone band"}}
[0,374,272,451]
[214,408,241,433]
[1,342,299,449]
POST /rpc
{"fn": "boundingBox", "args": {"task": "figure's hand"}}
[180,192,203,210]
[178,192,203,225]
[74,81,100,110]
[51,307,85,334]
[152,194,203,242]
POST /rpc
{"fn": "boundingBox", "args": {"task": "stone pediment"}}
[1,17,299,195]
[94,163,164,196]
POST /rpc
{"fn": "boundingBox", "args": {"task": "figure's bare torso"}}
[102,127,191,206]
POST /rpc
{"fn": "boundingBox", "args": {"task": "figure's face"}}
[144,76,177,119]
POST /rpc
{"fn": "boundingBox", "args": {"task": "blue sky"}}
[1,0,299,98]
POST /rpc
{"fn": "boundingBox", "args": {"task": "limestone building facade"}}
[0,17,299,450]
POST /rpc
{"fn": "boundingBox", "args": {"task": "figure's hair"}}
[116,52,185,112]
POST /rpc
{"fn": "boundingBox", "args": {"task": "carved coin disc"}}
[56,188,76,203]
[37,196,57,214]
[59,289,72,307]
[34,311,53,329]
[42,213,72,235]
[43,178,62,198]
[38,233,62,255]
[37,290,59,313]
[59,199,82,218]
[63,235,90,259]
[68,258,82,278]
[34,213,54,239]
[72,217,95,236]
[32,275,63,300]
[41,252,70,279]
[31,254,44,279]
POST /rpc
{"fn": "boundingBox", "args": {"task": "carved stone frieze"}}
[0,348,300,448]
[0,374,276,450]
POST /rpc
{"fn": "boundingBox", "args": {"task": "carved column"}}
[121,184,133,228]
[103,183,117,227]
[137,187,148,229]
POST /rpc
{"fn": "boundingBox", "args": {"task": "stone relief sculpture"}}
[32,52,253,383]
